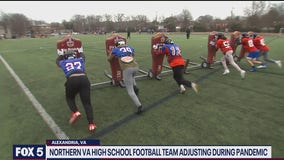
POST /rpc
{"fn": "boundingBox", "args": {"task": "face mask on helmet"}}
[215,33,226,40]
[64,50,76,60]
[115,39,126,47]
[241,32,249,38]
[165,38,174,44]
[252,33,258,39]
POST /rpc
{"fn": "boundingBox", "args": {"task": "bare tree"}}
[71,15,86,33]
[103,14,114,32]
[6,13,31,38]
[244,1,268,16]
[194,15,214,31]
[177,9,193,31]
[163,16,178,32]
[114,13,125,32]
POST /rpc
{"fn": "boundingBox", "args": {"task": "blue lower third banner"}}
[14,140,272,159]
[46,145,272,159]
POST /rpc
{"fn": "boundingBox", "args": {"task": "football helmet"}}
[241,32,249,38]
[215,32,226,40]
[252,33,258,39]
[115,39,126,47]
[64,50,77,60]
[165,38,174,44]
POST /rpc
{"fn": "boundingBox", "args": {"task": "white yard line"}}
[0,54,69,139]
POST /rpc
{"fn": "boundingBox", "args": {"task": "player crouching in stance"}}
[160,38,199,94]
[215,32,246,79]
[240,32,266,72]
[248,31,282,69]
[108,39,143,114]
[56,50,96,132]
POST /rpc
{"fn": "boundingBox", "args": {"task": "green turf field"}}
[0,32,283,159]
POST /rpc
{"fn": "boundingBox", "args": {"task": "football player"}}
[240,32,266,72]
[107,39,143,114]
[56,50,96,132]
[215,32,246,79]
[159,38,199,94]
[249,32,282,68]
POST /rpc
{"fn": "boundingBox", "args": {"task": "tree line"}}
[1,1,284,38]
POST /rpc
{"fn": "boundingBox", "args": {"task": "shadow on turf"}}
[85,66,222,139]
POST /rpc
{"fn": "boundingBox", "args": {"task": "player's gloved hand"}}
[209,41,215,46]
[57,49,64,56]
[77,47,83,53]
[153,44,158,50]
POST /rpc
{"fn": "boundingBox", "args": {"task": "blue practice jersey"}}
[161,44,182,56]
[59,57,85,77]
[111,46,135,57]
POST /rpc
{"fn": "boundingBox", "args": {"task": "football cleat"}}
[69,111,81,124]
[240,70,246,79]
[180,84,186,94]
[250,66,257,72]
[275,60,282,68]
[257,64,267,69]
[88,123,97,132]
[155,75,162,80]
[136,105,143,114]
[191,82,199,94]
[223,69,230,75]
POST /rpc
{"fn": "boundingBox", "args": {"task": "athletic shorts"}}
[246,50,260,60]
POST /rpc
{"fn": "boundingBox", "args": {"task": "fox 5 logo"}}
[13,145,45,159]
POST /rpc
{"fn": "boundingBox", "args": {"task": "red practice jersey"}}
[253,35,269,51]
[216,38,233,55]
[241,37,258,53]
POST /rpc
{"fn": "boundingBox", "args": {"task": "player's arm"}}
[107,53,115,62]
[80,52,86,60]
[56,55,64,67]
[215,41,220,52]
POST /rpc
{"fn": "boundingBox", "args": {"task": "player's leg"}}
[246,53,257,72]
[65,78,79,112]
[79,76,94,123]
[172,65,198,93]
[123,67,142,113]
[226,51,242,72]
[221,55,230,75]
[65,77,81,124]
[261,51,282,68]
[79,76,96,131]
[132,67,139,96]
[225,51,246,79]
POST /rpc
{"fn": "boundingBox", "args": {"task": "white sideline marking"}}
[0,54,69,139]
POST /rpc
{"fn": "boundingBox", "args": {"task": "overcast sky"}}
[0,1,282,23]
